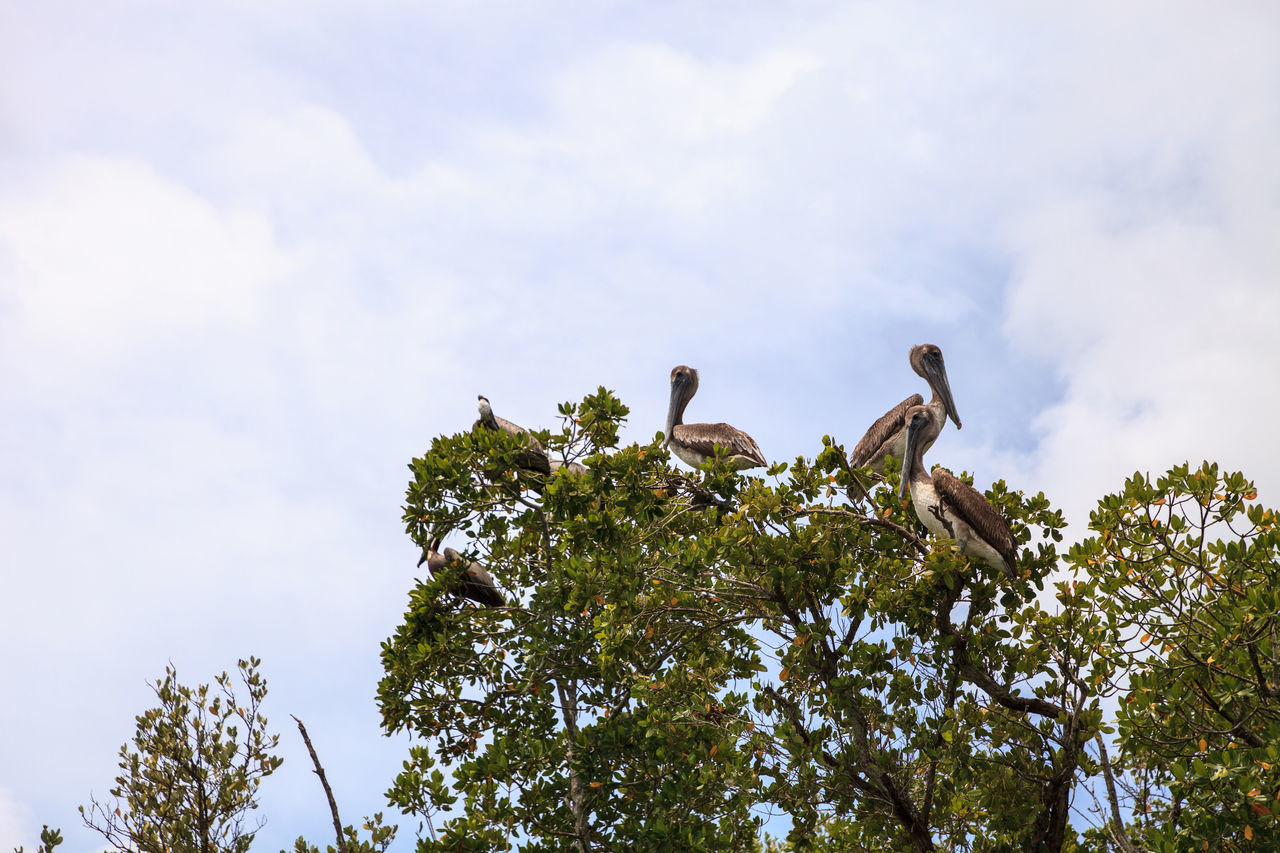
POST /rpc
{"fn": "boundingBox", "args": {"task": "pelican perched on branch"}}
[475,395,552,476]
[662,365,766,471]
[550,459,588,476]
[851,344,961,474]
[899,404,1016,576]
[418,538,505,608]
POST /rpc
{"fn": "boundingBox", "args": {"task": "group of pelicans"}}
[418,344,1018,608]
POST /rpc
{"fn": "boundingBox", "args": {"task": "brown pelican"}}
[899,404,1016,576]
[851,344,961,474]
[549,459,588,476]
[663,365,766,470]
[475,395,552,475]
[418,538,505,608]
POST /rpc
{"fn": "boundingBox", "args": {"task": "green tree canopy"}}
[61,392,1278,853]
[381,388,1112,852]
[81,658,282,853]
[1073,463,1280,851]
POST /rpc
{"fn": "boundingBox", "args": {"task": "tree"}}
[1072,463,1280,851]
[382,388,1124,852]
[81,658,283,853]
[55,396,1276,851]
[383,390,762,851]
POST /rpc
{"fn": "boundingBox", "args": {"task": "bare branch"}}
[292,715,345,853]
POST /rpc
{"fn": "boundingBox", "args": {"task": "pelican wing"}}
[475,413,542,448]
[550,459,588,476]
[931,468,1017,573]
[461,565,505,608]
[497,415,542,447]
[474,414,552,474]
[851,393,924,469]
[514,447,552,475]
[443,548,505,608]
[674,423,766,468]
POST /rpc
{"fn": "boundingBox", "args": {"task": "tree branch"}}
[923,650,961,826]
[761,685,935,852]
[293,715,345,853]
[1095,734,1137,853]
[933,586,1066,719]
[786,507,929,556]
[1189,680,1265,748]
[553,678,592,853]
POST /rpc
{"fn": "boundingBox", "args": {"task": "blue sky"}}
[4,2,1280,850]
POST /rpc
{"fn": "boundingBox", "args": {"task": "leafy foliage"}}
[384,390,761,851]
[1071,462,1280,851]
[81,658,283,853]
[56,393,1279,852]
[285,814,397,853]
[383,388,1116,852]
[12,826,63,853]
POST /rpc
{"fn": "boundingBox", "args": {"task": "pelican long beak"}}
[899,422,919,500]
[663,382,683,449]
[924,358,962,429]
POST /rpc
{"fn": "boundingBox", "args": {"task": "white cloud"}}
[989,3,1280,528]
[4,4,1280,851]
[0,156,293,380]
[1004,193,1280,528]
[532,43,822,214]
[210,105,388,212]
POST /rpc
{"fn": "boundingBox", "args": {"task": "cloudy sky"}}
[3,2,1279,850]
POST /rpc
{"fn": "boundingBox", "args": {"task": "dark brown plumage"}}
[662,365,766,470]
[418,538,505,608]
[849,393,924,470]
[931,469,1017,575]
[899,404,1016,576]
[851,344,961,474]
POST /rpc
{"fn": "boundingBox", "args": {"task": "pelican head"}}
[664,365,699,449]
[909,344,961,429]
[477,395,495,425]
[899,404,943,499]
[418,536,444,570]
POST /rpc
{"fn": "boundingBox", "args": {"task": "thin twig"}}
[293,715,345,852]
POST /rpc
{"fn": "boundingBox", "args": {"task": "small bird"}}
[474,395,552,476]
[899,404,1016,576]
[851,344,961,474]
[417,537,505,608]
[662,365,766,470]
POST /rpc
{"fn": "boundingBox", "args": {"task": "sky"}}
[3,2,1279,850]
